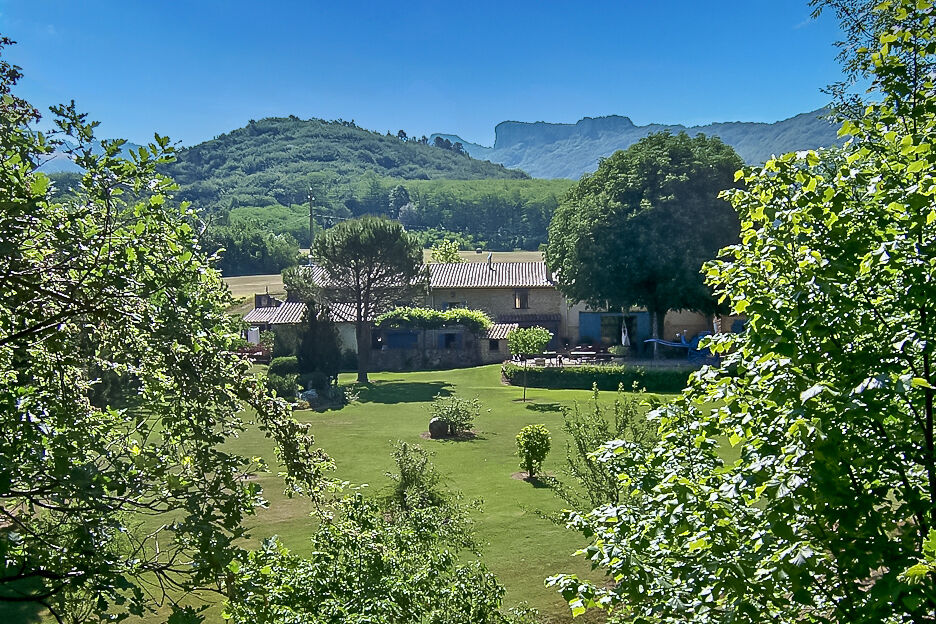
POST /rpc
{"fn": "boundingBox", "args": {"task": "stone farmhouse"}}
[243,259,725,369]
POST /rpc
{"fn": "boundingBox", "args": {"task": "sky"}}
[0,1,850,148]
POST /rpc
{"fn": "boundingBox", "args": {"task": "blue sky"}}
[1,1,848,147]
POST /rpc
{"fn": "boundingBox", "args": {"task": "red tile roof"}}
[428,262,555,289]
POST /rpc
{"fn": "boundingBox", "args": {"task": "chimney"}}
[487,252,493,270]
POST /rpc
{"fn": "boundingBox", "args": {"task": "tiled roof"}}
[329,302,360,323]
[428,262,555,289]
[244,300,371,326]
[485,323,519,340]
[497,313,561,323]
[268,301,307,324]
[244,306,281,324]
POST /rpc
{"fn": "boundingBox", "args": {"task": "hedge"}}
[375,307,492,334]
[269,356,299,377]
[501,363,693,394]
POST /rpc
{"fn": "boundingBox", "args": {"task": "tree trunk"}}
[650,308,666,360]
[356,321,370,383]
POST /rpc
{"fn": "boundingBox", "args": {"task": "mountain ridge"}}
[432,108,842,179]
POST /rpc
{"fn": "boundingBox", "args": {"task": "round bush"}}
[516,424,551,478]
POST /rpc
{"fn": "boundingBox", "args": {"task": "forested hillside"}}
[227,178,573,250]
[162,116,528,213]
[434,108,842,179]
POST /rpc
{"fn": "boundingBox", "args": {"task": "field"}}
[231,364,658,622]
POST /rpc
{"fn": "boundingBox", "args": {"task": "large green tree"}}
[312,216,423,382]
[549,2,936,621]
[0,40,329,621]
[545,132,743,350]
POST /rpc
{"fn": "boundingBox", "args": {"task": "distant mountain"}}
[432,109,843,179]
[37,140,144,173]
[162,116,527,212]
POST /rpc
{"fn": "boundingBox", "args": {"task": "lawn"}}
[18,364,662,623]
[226,363,663,623]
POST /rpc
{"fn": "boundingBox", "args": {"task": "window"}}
[514,289,529,309]
[489,339,500,351]
[443,333,461,349]
[600,315,623,344]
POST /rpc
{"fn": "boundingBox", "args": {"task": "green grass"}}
[25,364,667,623]
[235,364,662,622]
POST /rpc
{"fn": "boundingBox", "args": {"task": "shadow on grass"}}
[525,402,562,413]
[511,472,556,489]
[420,430,487,443]
[351,380,453,405]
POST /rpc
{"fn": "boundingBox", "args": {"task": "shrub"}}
[266,372,298,399]
[516,424,551,478]
[385,441,445,511]
[607,344,627,357]
[501,362,691,394]
[428,393,481,436]
[269,355,299,377]
[376,307,493,334]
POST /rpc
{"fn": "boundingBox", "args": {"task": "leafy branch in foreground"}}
[548,2,936,622]
[0,39,331,622]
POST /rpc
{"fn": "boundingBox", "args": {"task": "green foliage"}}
[501,362,692,393]
[398,178,573,250]
[550,384,654,510]
[314,216,424,382]
[385,441,447,511]
[376,306,493,334]
[428,393,482,436]
[269,356,300,377]
[162,115,527,216]
[282,265,320,303]
[507,326,553,356]
[516,424,551,478]
[204,218,300,276]
[411,227,484,251]
[545,131,743,337]
[225,447,528,624]
[297,303,342,381]
[430,239,463,263]
[388,183,410,219]
[607,344,627,356]
[0,42,329,621]
[224,495,523,624]
[267,372,299,399]
[549,4,936,621]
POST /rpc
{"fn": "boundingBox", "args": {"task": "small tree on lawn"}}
[507,326,553,401]
[428,393,481,436]
[516,424,551,480]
